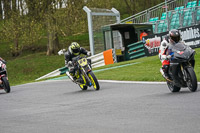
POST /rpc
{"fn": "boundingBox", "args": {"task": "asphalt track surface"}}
[0,80,200,133]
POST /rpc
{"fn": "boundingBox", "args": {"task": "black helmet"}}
[169,29,180,43]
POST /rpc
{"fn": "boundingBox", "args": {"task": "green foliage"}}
[0,0,165,57]
[0,13,44,56]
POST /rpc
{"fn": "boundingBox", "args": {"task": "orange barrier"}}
[103,49,114,65]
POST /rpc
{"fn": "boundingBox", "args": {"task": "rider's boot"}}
[160,65,171,81]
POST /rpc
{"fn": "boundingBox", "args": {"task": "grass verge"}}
[6,48,200,86]
[93,48,200,82]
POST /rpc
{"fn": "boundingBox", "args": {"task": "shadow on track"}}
[155,89,200,97]
[0,92,6,95]
[64,89,99,95]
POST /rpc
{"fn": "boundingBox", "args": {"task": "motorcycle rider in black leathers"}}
[64,42,91,83]
[161,29,195,85]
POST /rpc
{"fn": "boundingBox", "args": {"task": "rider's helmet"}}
[169,29,181,43]
[69,42,80,55]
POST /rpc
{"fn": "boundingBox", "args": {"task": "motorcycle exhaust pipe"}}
[66,71,74,81]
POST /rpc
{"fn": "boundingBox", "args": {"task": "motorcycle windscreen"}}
[172,43,195,62]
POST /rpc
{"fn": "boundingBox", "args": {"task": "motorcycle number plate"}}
[78,58,88,67]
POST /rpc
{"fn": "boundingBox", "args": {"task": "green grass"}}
[94,47,200,82]
[4,46,200,86]
[7,52,65,86]
[94,56,162,81]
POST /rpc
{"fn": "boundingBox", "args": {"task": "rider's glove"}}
[166,55,172,59]
[67,61,73,67]
[87,51,91,56]
[58,49,66,55]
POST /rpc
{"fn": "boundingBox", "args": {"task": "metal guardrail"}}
[35,49,116,80]
[154,6,200,33]
[120,0,191,24]
[87,52,105,68]
[121,0,200,35]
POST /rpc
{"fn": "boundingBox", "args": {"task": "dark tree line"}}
[0,0,163,56]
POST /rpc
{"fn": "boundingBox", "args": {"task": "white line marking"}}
[12,79,200,87]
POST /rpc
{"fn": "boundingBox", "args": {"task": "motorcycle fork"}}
[181,65,187,82]
[81,66,91,85]
[75,70,79,79]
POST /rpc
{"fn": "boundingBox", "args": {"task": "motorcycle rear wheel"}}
[2,77,11,93]
[167,81,181,92]
[88,71,100,90]
[186,67,197,92]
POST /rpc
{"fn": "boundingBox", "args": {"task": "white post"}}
[83,6,120,55]
[83,6,95,55]
[111,8,121,23]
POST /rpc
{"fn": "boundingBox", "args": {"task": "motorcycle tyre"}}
[2,77,11,93]
[186,67,197,92]
[78,74,88,90]
[79,85,88,90]
[167,81,181,92]
[88,71,100,91]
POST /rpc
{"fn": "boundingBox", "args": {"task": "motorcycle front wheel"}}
[186,67,197,92]
[167,81,181,92]
[2,77,11,93]
[78,75,88,90]
[88,71,100,90]
[79,85,88,90]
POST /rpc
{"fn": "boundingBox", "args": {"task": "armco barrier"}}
[87,52,105,68]
[35,49,116,80]
[128,41,146,60]
[35,67,68,81]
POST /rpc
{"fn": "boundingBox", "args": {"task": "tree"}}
[0,0,166,57]
[48,1,60,55]
[2,0,12,19]
[12,0,17,12]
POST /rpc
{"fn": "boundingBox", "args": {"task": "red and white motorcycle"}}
[0,60,10,93]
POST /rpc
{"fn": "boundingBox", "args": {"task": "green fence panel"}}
[128,45,144,52]
[129,52,145,60]
[128,41,146,60]
[127,41,143,48]
[128,49,144,56]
